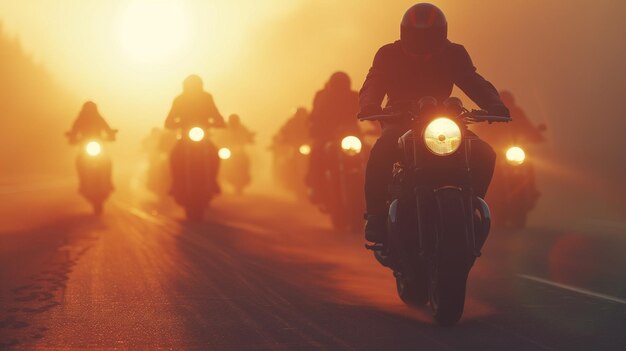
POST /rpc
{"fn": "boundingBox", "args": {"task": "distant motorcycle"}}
[488,124,545,229]
[273,141,311,201]
[218,145,251,194]
[170,125,220,220]
[66,130,117,215]
[311,134,367,232]
[361,98,510,326]
[488,145,540,228]
[143,129,175,200]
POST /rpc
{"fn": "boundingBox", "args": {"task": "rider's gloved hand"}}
[488,104,511,117]
[358,104,383,120]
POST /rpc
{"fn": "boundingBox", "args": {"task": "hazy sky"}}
[1,0,625,221]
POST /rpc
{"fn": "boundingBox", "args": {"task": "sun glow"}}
[116,0,190,65]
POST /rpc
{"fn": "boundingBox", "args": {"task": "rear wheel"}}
[428,188,470,326]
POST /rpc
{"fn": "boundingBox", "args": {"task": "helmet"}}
[81,101,98,116]
[183,74,203,94]
[400,3,448,56]
[327,71,351,92]
[228,114,241,125]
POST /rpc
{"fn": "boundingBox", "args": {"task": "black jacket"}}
[360,40,508,115]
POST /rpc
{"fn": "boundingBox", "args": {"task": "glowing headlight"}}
[423,117,462,156]
[341,136,362,155]
[188,127,205,142]
[506,146,526,165]
[299,144,311,155]
[218,147,232,160]
[85,141,102,156]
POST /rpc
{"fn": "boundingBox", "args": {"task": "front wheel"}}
[396,271,427,306]
[92,201,103,216]
[185,205,204,221]
[428,188,471,326]
[428,259,468,326]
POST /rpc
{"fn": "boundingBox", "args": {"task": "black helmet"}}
[327,71,351,92]
[183,74,203,94]
[400,3,448,55]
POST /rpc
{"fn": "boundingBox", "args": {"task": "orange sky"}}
[1,0,626,221]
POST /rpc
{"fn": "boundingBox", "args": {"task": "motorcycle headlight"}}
[506,146,526,165]
[298,144,311,155]
[218,147,232,160]
[85,141,102,157]
[341,136,362,156]
[188,127,205,142]
[423,117,462,156]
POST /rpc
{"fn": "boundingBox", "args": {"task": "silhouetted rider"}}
[474,90,545,150]
[68,101,116,191]
[165,75,225,130]
[68,101,115,141]
[359,3,510,243]
[274,107,310,148]
[165,75,226,193]
[224,114,255,147]
[307,72,360,201]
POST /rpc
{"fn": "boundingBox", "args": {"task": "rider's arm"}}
[358,45,389,117]
[96,115,115,135]
[452,45,510,117]
[68,116,83,136]
[206,94,226,128]
[164,97,180,129]
[308,90,325,139]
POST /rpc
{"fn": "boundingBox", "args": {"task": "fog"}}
[1,0,625,224]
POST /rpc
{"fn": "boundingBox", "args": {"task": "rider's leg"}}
[364,122,411,242]
[467,132,496,198]
[467,133,496,249]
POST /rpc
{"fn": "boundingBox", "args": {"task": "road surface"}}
[1,186,625,350]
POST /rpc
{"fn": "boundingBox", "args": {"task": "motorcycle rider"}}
[67,101,116,191]
[164,75,226,194]
[224,114,255,146]
[273,107,310,149]
[307,72,360,202]
[474,90,545,148]
[359,3,511,243]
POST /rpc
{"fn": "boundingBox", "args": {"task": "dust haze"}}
[1,0,625,224]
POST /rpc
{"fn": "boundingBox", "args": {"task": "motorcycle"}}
[361,98,510,326]
[66,130,117,215]
[170,125,220,220]
[217,144,251,194]
[272,141,311,201]
[488,124,545,229]
[143,129,175,201]
[311,134,367,232]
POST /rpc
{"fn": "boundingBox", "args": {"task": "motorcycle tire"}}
[93,201,103,216]
[428,188,470,327]
[396,270,428,306]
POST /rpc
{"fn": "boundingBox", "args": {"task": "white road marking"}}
[518,274,626,305]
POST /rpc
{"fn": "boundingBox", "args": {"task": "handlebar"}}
[66,129,118,144]
[358,109,511,124]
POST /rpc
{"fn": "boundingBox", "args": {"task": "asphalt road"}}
[0,188,625,350]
